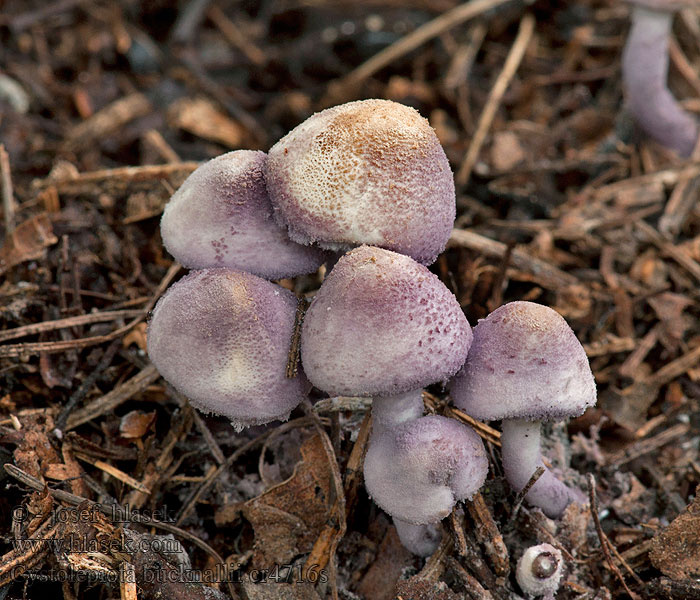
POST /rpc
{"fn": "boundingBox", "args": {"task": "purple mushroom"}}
[450,301,596,519]
[265,99,455,265]
[160,150,327,279]
[516,543,564,599]
[301,246,487,554]
[622,0,699,156]
[147,269,309,430]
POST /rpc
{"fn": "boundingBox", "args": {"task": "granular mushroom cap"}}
[300,246,472,397]
[451,301,596,422]
[147,269,310,429]
[265,99,455,265]
[160,150,326,279]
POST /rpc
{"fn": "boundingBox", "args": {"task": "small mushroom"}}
[364,414,488,554]
[265,99,455,265]
[301,246,486,552]
[622,0,699,156]
[147,269,309,430]
[160,150,327,279]
[450,301,596,518]
[516,543,563,599]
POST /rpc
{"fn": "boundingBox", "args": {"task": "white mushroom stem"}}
[370,390,425,434]
[393,518,441,557]
[368,390,442,555]
[501,419,585,519]
[622,4,699,156]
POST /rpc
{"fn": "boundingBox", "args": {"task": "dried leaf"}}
[119,410,156,439]
[168,97,243,148]
[650,486,700,579]
[0,213,58,275]
[243,434,331,567]
[648,292,693,352]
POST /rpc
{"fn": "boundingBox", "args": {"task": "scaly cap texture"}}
[147,269,309,429]
[160,150,327,279]
[451,301,596,422]
[265,99,455,265]
[364,415,488,524]
[301,246,472,397]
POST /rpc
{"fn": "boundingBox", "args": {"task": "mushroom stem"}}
[370,390,425,434]
[622,4,699,156]
[393,518,441,557]
[501,419,583,519]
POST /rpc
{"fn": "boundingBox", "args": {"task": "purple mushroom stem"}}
[622,1,699,156]
[369,392,445,557]
[370,391,425,434]
[392,518,442,557]
[501,419,586,519]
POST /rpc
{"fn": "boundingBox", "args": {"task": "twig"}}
[466,492,510,577]
[446,406,501,446]
[448,229,578,290]
[0,309,143,343]
[605,423,690,467]
[0,144,15,235]
[587,474,641,599]
[636,220,700,283]
[65,365,160,430]
[325,0,514,103]
[456,13,536,185]
[286,297,308,378]
[446,557,496,600]
[54,339,121,433]
[509,466,545,523]
[37,163,200,195]
[0,261,180,358]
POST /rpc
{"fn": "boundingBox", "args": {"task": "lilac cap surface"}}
[265,99,455,265]
[451,301,596,422]
[364,415,488,524]
[160,150,327,279]
[301,246,472,397]
[147,269,310,429]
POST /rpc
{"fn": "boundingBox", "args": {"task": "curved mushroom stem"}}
[501,419,585,519]
[370,389,425,435]
[622,4,699,156]
[393,518,441,557]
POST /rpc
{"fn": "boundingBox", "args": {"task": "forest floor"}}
[0,0,699,599]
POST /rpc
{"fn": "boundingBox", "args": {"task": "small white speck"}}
[321,27,337,43]
[365,14,383,32]
[340,21,356,36]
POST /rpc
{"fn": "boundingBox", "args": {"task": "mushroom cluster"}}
[149,98,456,431]
[148,98,597,561]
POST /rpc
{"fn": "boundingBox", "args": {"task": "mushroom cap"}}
[147,269,310,429]
[450,301,596,422]
[265,99,455,265]
[300,246,472,397]
[160,150,327,279]
[516,543,563,598]
[364,415,488,524]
